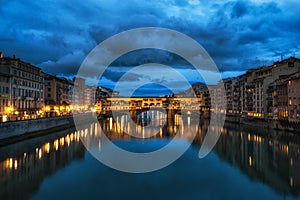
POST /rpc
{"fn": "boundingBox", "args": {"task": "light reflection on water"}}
[0,111,300,199]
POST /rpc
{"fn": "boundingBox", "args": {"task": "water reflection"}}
[97,111,199,140]
[210,124,300,196]
[0,111,300,199]
[0,130,85,200]
[77,111,300,196]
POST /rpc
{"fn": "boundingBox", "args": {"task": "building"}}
[72,77,86,112]
[266,82,276,118]
[232,76,242,115]
[0,54,44,121]
[0,71,10,122]
[240,69,256,115]
[287,72,300,122]
[94,86,120,113]
[191,82,211,111]
[44,73,72,105]
[95,86,119,99]
[273,75,289,119]
[223,78,233,114]
[240,57,300,118]
[72,77,99,113]
[43,72,73,116]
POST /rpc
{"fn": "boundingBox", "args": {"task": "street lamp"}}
[44,105,51,117]
[4,106,14,121]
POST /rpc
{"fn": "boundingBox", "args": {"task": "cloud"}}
[231,1,249,18]
[39,50,86,76]
[102,69,141,82]
[0,0,300,94]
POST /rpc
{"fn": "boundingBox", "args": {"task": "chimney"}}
[0,51,2,58]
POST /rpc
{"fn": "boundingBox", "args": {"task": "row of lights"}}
[2,131,82,171]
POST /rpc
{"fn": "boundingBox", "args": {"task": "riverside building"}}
[0,53,44,121]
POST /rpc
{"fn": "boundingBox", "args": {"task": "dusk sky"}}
[1,0,300,95]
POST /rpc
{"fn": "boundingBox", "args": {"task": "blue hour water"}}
[0,112,299,200]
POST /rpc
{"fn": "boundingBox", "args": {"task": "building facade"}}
[0,55,44,121]
[231,57,300,119]
[43,73,73,116]
[287,72,300,122]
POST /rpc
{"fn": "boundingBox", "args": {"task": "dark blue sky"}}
[1,0,299,95]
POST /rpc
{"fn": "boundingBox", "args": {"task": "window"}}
[297,110,300,119]
[48,88,51,92]
[48,94,51,98]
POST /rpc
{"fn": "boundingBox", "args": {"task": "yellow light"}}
[5,158,13,169]
[54,139,59,151]
[249,156,253,167]
[14,160,18,170]
[45,106,50,112]
[66,135,70,146]
[282,145,289,154]
[43,142,50,153]
[4,106,14,114]
[2,115,7,122]
[60,137,65,146]
[38,149,42,159]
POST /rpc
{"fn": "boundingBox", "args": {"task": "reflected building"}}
[209,124,300,196]
[95,110,300,196]
[0,131,85,200]
[1,110,300,198]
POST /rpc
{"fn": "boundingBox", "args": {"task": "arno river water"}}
[1,111,300,200]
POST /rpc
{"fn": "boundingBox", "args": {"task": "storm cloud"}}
[1,0,300,91]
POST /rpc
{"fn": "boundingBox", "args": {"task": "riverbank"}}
[0,112,99,146]
[1,111,299,147]
[224,114,300,133]
[0,116,75,146]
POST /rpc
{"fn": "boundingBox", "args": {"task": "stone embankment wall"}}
[0,116,74,141]
[225,115,300,133]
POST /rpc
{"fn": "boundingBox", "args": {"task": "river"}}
[1,111,300,200]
